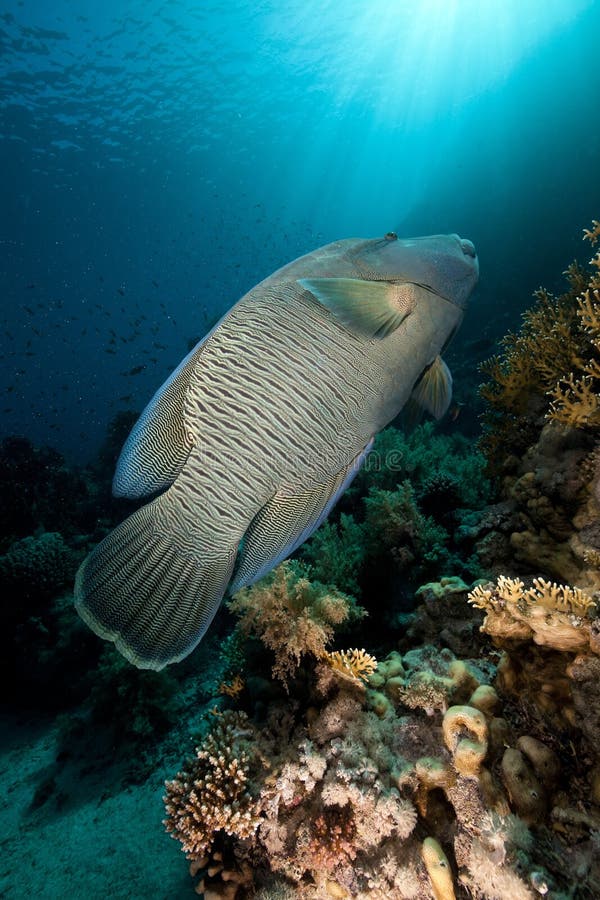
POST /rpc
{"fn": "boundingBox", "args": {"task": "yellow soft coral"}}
[480,221,600,467]
[227,561,364,687]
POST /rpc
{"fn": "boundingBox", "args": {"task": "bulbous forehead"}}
[348,232,479,308]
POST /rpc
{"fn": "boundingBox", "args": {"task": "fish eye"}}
[384,232,398,241]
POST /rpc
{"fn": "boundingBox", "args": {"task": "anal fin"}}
[229,439,373,593]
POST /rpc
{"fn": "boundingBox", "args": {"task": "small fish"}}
[75,231,478,670]
[448,401,465,422]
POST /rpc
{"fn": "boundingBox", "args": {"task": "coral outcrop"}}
[468,575,598,652]
[471,225,600,597]
[0,531,77,604]
[164,631,550,899]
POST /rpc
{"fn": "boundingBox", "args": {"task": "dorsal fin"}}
[112,339,206,498]
[411,356,453,419]
[299,277,414,339]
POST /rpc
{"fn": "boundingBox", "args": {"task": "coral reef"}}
[11,220,600,900]
[164,638,552,899]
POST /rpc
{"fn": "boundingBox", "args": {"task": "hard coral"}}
[166,644,552,899]
[548,288,600,428]
[468,575,598,653]
[324,648,378,686]
[164,711,263,861]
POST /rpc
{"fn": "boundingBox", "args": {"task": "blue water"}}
[1,0,599,461]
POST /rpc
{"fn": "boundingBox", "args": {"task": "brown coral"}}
[227,561,364,687]
[324,648,378,685]
[479,221,600,470]
[163,711,263,861]
[468,575,598,653]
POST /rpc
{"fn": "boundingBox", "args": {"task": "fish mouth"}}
[459,237,477,259]
[460,238,477,259]
[450,233,477,260]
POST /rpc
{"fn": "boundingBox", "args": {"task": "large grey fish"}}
[75,231,478,669]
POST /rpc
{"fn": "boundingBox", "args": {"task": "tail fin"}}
[74,495,235,670]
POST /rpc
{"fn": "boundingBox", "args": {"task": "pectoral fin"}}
[411,355,453,419]
[299,277,414,339]
[229,439,374,592]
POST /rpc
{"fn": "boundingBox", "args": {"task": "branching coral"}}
[547,288,600,428]
[227,561,365,687]
[163,710,263,861]
[582,219,600,247]
[479,220,600,469]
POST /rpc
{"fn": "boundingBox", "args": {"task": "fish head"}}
[349,231,478,309]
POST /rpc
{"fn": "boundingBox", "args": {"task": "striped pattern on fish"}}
[75,231,479,669]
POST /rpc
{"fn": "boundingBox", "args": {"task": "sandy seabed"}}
[0,715,195,899]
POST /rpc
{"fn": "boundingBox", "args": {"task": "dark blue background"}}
[1,0,599,461]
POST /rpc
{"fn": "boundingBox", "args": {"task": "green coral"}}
[300,424,491,603]
[300,513,366,597]
[353,421,491,508]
